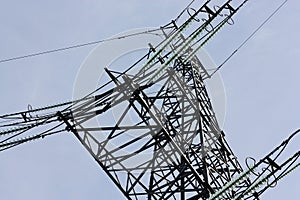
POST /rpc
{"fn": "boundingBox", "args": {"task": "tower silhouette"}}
[58,1,250,199]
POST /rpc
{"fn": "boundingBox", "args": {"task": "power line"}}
[0,28,162,64]
[210,0,288,77]
[0,0,197,65]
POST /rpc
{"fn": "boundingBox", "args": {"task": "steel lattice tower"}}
[58,1,250,199]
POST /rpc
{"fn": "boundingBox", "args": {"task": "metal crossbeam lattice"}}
[57,1,252,199]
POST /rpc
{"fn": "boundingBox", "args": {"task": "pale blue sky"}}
[0,0,299,199]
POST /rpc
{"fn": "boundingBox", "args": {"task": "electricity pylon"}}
[0,0,299,199]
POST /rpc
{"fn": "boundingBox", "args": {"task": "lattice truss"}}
[62,1,250,199]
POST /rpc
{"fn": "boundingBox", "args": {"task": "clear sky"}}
[0,0,299,199]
